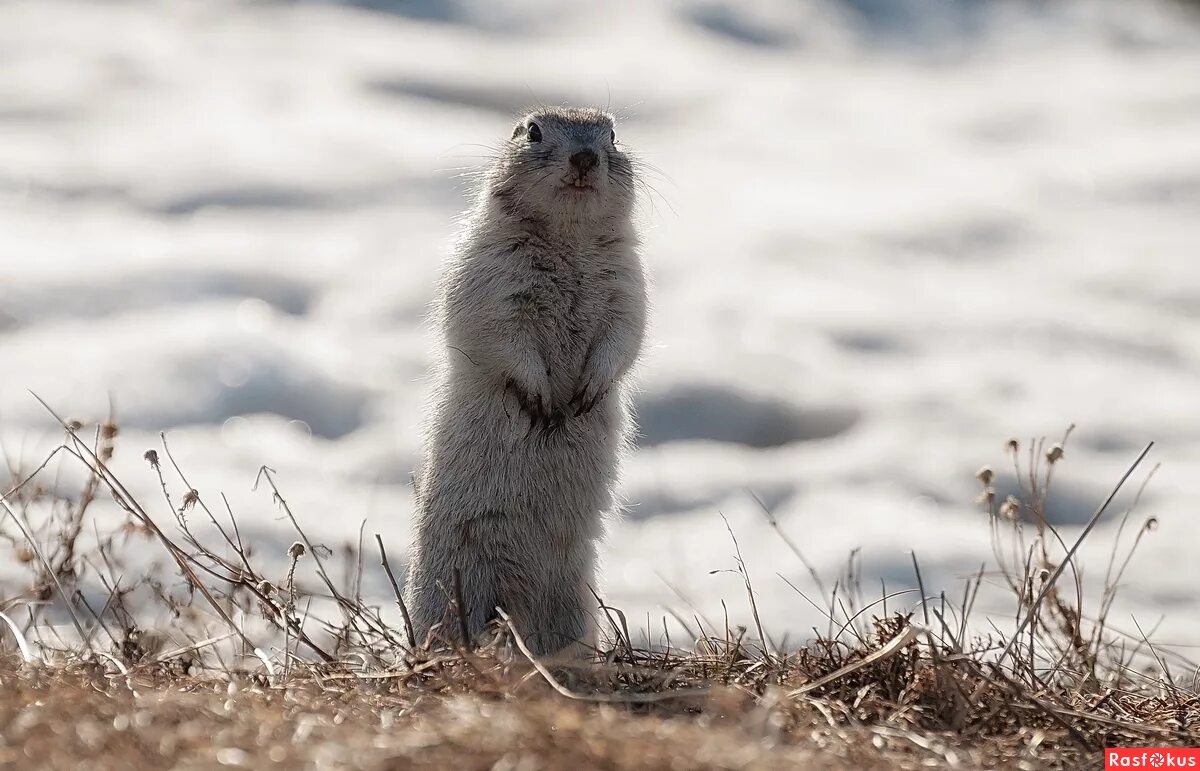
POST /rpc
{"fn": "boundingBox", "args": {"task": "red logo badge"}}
[1106,749,1200,769]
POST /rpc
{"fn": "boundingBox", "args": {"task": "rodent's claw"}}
[529,399,565,431]
[541,408,566,432]
[576,393,604,417]
[507,378,560,431]
[570,383,610,417]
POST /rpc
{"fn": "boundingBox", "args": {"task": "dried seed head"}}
[67,419,84,432]
[1000,495,1021,520]
[16,546,35,563]
[1046,444,1064,464]
[1143,516,1159,532]
[257,580,275,596]
[1038,568,1050,583]
[143,449,159,468]
[1006,438,1020,454]
[100,421,119,440]
[288,541,306,560]
[975,466,994,486]
[99,446,114,461]
[181,489,200,511]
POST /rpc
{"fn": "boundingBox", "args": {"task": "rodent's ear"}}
[511,123,524,140]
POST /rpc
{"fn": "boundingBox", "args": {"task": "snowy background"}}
[1,0,1198,647]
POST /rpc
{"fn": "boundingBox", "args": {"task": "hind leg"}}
[405,549,501,649]
[501,582,591,656]
[498,549,597,657]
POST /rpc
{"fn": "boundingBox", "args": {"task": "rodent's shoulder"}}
[436,242,522,311]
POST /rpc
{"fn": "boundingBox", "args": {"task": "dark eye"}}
[610,129,616,144]
[527,122,542,143]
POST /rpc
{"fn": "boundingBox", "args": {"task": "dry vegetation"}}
[1,411,1197,770]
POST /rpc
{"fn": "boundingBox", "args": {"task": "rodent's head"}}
[488,107,635,224]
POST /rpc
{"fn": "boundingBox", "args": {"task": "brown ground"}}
[2,646,1165,771]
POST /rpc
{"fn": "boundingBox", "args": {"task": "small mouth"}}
[561,178,594,193]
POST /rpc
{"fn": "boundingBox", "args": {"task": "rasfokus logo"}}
[1106,749,1200,769]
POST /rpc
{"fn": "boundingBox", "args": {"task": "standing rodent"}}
[404,107,647,656]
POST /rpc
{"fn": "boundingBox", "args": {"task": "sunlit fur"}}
[404,107,647,655]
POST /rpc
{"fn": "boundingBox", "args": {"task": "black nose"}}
[569,149,598,173]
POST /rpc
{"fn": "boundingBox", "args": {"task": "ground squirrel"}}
[404,107,647,655]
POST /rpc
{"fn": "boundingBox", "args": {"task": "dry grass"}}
[1,410,1198,769]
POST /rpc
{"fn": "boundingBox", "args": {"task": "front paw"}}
[568,371,613,417]
[505,378,560,429]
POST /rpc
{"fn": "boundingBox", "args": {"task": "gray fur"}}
[404,107,647,655]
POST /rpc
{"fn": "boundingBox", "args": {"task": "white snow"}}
[2,0,1199,647]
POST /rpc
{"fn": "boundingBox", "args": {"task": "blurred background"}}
[1,0,1198,643]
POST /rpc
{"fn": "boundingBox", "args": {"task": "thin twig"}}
[374,533,416,649]
[788,624,921,697]
[721,513,772,666]
[497,607,710,704]
[452,569,471,648]
[0,610,36,664]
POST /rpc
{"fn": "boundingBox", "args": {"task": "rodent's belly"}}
[425,385,621,520]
